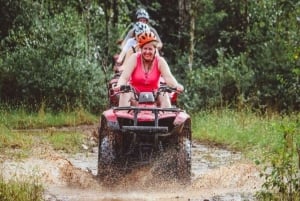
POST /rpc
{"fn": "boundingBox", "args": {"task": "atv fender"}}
[102,109,120,130]
[173,111,190,126]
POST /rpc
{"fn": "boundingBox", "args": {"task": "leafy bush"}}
[0,4,109,112]
[179,49,254,111]
[256,123,300,200]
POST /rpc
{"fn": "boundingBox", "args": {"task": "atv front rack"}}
[122,125,168,134]
[113,106,181,134]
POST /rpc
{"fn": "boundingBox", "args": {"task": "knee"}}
[159,93,171,108]
[119,93,131,107]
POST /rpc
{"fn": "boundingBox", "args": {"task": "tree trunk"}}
[188,5,195,71]
[101,0,110,57]
[112,0,118,27]
[178,0,190,51]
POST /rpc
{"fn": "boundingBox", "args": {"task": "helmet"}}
[136,8,149,20]
[134,22,150,36]
[138,31,158,47]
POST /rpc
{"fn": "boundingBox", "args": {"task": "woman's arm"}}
[116,53,138,87]
[158,57,184,91]
[117,48,127,64]
[117,39,136,64]
[150,27,163,50]
[121,28,134,49]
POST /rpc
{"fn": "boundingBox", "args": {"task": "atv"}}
[97,84,191,184]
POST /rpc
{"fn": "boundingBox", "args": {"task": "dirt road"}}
[1,125,263,201]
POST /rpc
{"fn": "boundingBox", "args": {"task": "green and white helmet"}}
[136,8,149,20]
[134,22,150,36]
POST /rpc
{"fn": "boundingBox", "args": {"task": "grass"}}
[192,109,300,200]
[1,106,299,159]
[0,125,85,159]
[0,106,98,129]
[45,131,84,153]
[0,125,34,159]
[192,109,300,159]
[0,177,44,201]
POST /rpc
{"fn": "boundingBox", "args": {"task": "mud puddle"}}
[66,143,243,180]
[42,142,261,201]
[1,126,263,201]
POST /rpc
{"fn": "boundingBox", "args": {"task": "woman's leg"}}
[119,92,136,107]
[158,93,171,108]
[118,92,132,107]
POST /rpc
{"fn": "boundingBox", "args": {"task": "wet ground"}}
[1,125,263,201]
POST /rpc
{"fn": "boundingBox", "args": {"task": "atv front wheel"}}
[97,117,119,183]
[176,120,192,184]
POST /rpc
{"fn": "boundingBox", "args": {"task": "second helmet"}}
[134,22,150,36]
[136,8,150,20]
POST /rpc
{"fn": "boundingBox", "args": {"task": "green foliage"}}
[0,110,89,157]
[0,105,97,129]
[46,131,83,153]
[171,0,299,113]
[256,123,300,200]
[180,49,254,111]
[0,0,299,113]
[192,109,299,157]
[244,0,300,113]
[0,124,33,158]
[0,176,44,201]
[0,1,109,112]
[192,108,300,200]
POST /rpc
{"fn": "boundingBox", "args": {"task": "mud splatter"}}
[1,125,264,201]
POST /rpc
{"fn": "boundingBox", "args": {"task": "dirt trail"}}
[1,125,264,201]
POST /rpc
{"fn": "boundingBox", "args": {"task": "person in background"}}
[121,8,163,51]
[116,22,150,66]
[114,31,183,108]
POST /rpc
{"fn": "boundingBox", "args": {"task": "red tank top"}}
[130,53,161,92]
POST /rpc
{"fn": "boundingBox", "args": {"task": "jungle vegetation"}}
[0,0,299,113]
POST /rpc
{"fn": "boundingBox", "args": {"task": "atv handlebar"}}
[120,85,132,93]
[117,85,179,94]
[112,84,180,104]
[157,85,178,93]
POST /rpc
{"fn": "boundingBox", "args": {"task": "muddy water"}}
[42,142,261,201]
[1,125,262,201]
[67,143,242,180]
[191,143,242,177]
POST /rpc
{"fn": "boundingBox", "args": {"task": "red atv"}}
[97,84,191,184]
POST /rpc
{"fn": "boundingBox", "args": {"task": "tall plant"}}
[256,122,300,200]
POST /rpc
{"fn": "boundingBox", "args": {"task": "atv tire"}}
[176,120,192,184]
[150,120,192,184]
[97,117,119,184]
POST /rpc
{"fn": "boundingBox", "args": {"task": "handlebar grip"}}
[120,85,131,92]
[159,86,177,93]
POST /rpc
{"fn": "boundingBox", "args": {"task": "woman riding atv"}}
[114,31,184,108]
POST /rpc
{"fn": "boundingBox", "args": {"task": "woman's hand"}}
[113,84,132,93]
[113,85,120,92]
[116,58,122,65]
[176,84,184,93]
